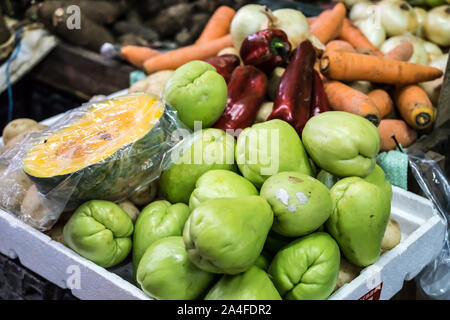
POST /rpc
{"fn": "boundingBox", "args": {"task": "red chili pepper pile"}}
[211,30,330,137]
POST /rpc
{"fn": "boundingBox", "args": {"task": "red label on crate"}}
[359,283,383,300]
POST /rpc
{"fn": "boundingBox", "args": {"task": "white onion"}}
[354,15,386,48]
[424,5,450,47]
[230,4,270,50]
[378,0,418,37]
[413,7,427,38]
[423,41,443,64]
[349,1,379,21]
[420,54,448,105]
[380,34,428,65]
[341,0,368,8]
[271,9,310,48]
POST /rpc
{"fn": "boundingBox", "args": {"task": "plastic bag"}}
[407,149,450,300]
[0,93,187,231]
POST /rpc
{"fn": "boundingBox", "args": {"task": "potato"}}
[2,118,38,145]
[129,180,158,206]
[381,218,402,251]
[20,184,55,230]
[44,211,74,245]
[117,200,140,223]
[334,256,362,292]
[128,70,174,97]
[0,168,33,212]
[1,124,47,155]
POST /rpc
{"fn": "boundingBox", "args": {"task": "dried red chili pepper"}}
[214,65,268,132]
[239,29,291,74]
[267,40,316,135]
[204,54,241,83]
[310,70,330,117]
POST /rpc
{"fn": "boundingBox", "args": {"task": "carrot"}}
[196,6,236,44]
[323,80,381,126]
[310,3,346,44]
[320,51,443,85]
[143,34,233,74]
[307,17,317,25]
[338,19,383,57]
[394,85,436,130]
[368,89,393,119]
[378,119,417,151]
[383,42,414,61]
[121,45,161,68]
[325,40,355,54]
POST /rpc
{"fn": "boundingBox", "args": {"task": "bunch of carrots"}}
[120,3,443,153]
[308,3,442,152]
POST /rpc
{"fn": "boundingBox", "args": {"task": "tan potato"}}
[0,168,33,212]
[20,185,52,222]
[268,67,285,101]
[117,200,140,223]
[45,220,66,245]
[255,102,274,123]
[381,218,402,251]
[334,256,362,292]
[128,70,174,97]
[2,118,38,145]
[1,124,47,155]
[129,180,158,206]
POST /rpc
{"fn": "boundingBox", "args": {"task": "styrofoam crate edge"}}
[0,209,149,300]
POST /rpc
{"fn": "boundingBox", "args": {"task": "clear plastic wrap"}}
[0,93,187,231]
[407,149,450,300]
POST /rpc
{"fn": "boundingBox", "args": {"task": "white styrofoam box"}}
[0,185,445,300]
[0,90,446,300]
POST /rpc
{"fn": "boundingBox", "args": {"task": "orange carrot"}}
[143,34,233,74]
[196,6,236,44]
[368,89,393,119]
[121,46,161,68]
[307,16,318,25]
[383,42,414,61]
[338,18,383,57]
[320,51,443,84]
[325,40,355,54]
[323,80,381,126]
[378,119,417,151]
[394,85,436,130]
[310,3,347,44]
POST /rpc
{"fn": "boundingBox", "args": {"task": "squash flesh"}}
[23,94,164,178]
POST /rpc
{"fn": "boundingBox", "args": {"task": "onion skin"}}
[424,5,450,47]
[354,16,386,49]
[349,2,379,21]
[271,9,310,49]
[380,34,428,65]
[420,54,448,105]
[413,7,427,38]
[230,4,269,50]
[378,0,418,37]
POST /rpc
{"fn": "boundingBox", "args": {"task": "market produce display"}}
[1,0,449,301]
